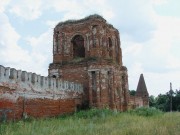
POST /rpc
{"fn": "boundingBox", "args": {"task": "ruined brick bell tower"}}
[49,14,129,111]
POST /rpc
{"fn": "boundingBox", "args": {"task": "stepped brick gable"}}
[0,14,149,121]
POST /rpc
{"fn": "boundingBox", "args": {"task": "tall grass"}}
[0,108,180,135]
[127,107,164,117]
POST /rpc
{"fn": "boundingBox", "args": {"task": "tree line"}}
[129,89,180,112]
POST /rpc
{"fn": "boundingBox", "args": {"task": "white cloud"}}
[46,20,59,27]
[129,63,144,78]
[0,12,52,76]
[0,0,11,13]
[25,29,53,75]
[0,0,179,96]
[9,0,42,20]
[124,10,180,96]
[43,0,114,21]
[128,63,180,96]
[128,62,144,90]
[145,71,180,96]
[6,0,114,21]
[151,0,168,5]
[143,15,180,70]
[123,41,142,56]
[166,55,180,69]
[0,14,20,45]
[150,16,180,55]
[0,13,31,68]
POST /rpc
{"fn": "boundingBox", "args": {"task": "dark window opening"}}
[76,104,81,111]
[107,71,111,89]
[115,44,119,63]
[93,36,96,47]
[92,25,98,29]
[54,31,59,54]
[107,71,111,103]
[92,25,98,47]
[71,35,85,58]
[107,71,110,75]
[108,37,112,48]
[108,37,113,58]
[92,71,96,91]
[92,71,97,104]
[52,75,56,78]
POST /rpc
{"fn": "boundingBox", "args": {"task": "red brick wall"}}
[53,61,130,111]
[49,15,132,111]
[0,87,77,121]
[24,98,75,118]
[128,95,145,109]
[52,15,122,66]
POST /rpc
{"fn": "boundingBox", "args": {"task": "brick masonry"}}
[0,65,83,121]
[0,14,149,121]
[0,89,76,121]
[49,14,149,111]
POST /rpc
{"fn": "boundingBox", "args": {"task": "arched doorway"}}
[71,35,85,58]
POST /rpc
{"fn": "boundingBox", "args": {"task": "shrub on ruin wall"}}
[62,57,98,65]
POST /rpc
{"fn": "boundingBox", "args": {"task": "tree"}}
[129,90,136,96]
[149,95,156,107]
[173,89,180,111]
[155,94,169,111]
[152,89,180,112]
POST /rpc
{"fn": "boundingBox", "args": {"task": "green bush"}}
[74,108,117,119]
[177,105,180,111]
[128,107,163,117]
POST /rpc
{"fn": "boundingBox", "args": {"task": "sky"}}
[0,0,179,96]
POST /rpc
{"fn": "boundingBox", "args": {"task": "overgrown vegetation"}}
[0,108,180,135]
[129,90,136,96]
[62,56,98,65]
[73,108,117,119]
[129,89,180,112]
[128,107,163,117]
[61,56,119,65]
[56,14,105,27]
[149,89,180,112]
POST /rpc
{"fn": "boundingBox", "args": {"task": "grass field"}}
[0,108,180,135]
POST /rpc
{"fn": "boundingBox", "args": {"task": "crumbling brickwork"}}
[0,14,149,121]
[0,65,83,121]
[49,14,130,111]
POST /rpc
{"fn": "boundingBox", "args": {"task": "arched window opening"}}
[92,25,98,47]
[92,25,98,35]
[53,31,59,54]
[108,37,113,58]
[71,35,85,58]
[108,37,112,48]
